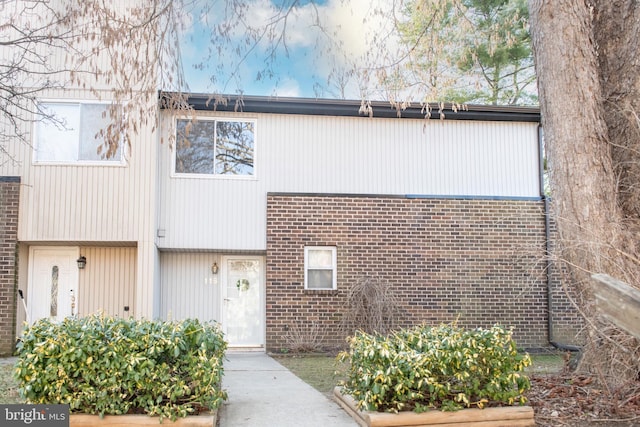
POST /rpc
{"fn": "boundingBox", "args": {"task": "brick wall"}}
[266,194,579,351]
[546,215,584,345]
[0,177,20,355]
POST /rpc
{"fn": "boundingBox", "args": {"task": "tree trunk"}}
[528,0,640,387]
[593,2,640,239]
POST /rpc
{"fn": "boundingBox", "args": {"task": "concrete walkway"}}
[219,352,357,427]
[0,356,16,366]
[1,353,357,426]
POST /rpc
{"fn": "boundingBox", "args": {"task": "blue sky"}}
[178,0,397,99]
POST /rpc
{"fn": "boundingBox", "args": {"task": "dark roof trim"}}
[0,176,20,183]
[160,92,540,123]
[267,192,542,201]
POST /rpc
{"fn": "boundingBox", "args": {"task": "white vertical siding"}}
[157,113,266,250]
[14,245,137,337]
[18,152,150,241]
[260,114,540,196]
[78,246,136,318]
[157,111,540,251]
[2,1,161,325]
[15,244,30,338]
[0,115,30,177]
[135,241,159,319]
[160,253,221,323]
[15,92,160,318]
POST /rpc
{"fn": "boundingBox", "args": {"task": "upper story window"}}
[34,101,124,164]
[174,118,255,177]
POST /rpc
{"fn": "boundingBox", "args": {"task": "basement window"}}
[304,246,337,290]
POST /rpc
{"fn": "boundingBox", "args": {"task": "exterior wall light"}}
[77,256,87,269]
[211,262,218,275]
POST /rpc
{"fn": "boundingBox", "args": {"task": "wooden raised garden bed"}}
[70,412,217,427]
[333,387,534,427]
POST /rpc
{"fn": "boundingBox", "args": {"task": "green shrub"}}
[15,315,227,420]
[338,323,531,413]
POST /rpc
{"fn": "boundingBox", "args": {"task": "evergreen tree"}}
[398,0,536,105]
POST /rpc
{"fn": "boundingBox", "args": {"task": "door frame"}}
[220,255,265,349]
[28,246,80,324]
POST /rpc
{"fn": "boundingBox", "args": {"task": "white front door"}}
[221,256,263,347]
[28,247,79,324]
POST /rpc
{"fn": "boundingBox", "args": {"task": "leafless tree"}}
[0,0,342,164]
[0,0,196,163]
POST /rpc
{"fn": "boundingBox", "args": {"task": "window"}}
[175,118,255,177]
[34,102,124,164]
[304,246,337,290]
[50,266,58,317]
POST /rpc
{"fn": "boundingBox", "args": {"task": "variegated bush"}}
[338,323,531,413]
[15,315,227,420]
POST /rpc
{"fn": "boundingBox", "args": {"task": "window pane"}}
[79,104,121,161]
[50,266,59,317]
[176,119,216,174]
[307,269,333,289]
[308,249,333,268]
[215,121,254,175]
[35,103,80,161]
[35,102,122,163]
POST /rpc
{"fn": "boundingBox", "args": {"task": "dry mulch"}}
[527,373,640,426]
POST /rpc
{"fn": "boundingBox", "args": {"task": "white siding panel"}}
[18,95,158,243]
[160,178,263,250]
[135,241,159,319]
[258,114,540,197]
[78,246,136,318]
[16,95,160,320]
[0,117,30,177]
[160,253,221,322]
[3,2,161,323]
[22,164,138,241]
[14,245,30,338]
[158,111,540,251]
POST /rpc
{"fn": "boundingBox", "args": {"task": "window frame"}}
[33,100,127,166]
[172,116,257,180]
[304,246,338,290]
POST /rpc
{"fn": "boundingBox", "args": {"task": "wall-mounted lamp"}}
[211,262,218,275]
[77,256,87,270]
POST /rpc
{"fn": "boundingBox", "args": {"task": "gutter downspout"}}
[539,125,580,352]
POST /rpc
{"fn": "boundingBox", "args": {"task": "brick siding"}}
[266,194,580,351]
[0,177,20,355]
[546,216,584,345]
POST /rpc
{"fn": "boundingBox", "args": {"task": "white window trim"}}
[33,99,127,166]
[171,116,258,180]
[304,246,337,290]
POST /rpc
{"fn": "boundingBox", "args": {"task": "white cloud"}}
[303,1,399,59]
[279,0,403,98]
[179,0,404,98]
[270,77,301,97]
[206,0,400,64]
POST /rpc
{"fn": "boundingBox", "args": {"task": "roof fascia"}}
[159,92,540,123]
